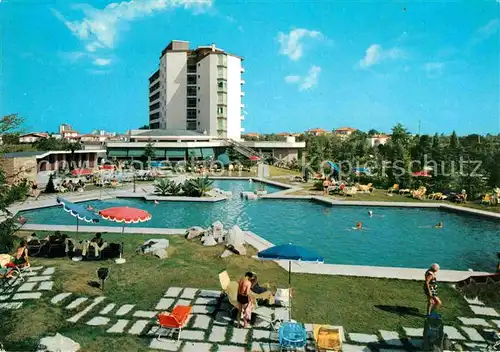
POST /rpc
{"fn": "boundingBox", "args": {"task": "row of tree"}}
[302,124,500,199]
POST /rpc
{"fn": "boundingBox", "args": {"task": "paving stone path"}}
[3,268,499,352]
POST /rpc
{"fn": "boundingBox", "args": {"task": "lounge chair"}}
[342,186,357,197]
[482,194,492,205]
[356,183,373,193]
[387,184,399,193]
[155,305,192,341]
[411,186,427,200]
[398,188,411,195]
[278,322,307,351]
[219,270,240,315]
[314,325,343,352]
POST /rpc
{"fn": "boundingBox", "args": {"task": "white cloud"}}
[358,44,405,69]
[471,19,499,46]
[284,75,300,83]
[423,62,444,77]
[284,65,321,91]
[60,51,88,62]
[277,28,324,61]
[52,0,212,52]
[93,58,112,66]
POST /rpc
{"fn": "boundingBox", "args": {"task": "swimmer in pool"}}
[434,222,443,229]
[368,211,373,217]
[355,222,362,230]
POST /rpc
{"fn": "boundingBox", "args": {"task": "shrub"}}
[45,174,57,193]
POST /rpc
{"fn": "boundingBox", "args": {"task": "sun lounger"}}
[155,305,192,341]
[387,184,399,193]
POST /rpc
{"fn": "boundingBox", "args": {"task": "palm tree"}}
[167,181,182,196]
[154,179,171,196]
[187,177,213,197]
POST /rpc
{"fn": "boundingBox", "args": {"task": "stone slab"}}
[17,282,37,292]
[28,266,43,271]
[464,297,485,306]
[349,333,379,344]
[66,297,88,309]
[149,338,181,351]
[115,304,135,316]
[67,296,106,323]
[107,319,130,333]
[0,294,11,301]
[463,342,489,351]
[51,292,71,304]
[100,303,116,315]
[156,298,174,310]
[182,329,205,341]
[191,304,215,314]
[213,311,231,326]
[86,316,110,326]
[12,292,42,300]
[27,275,52,282]
[208,326,226,342]
[175,299,192,307]
[38,281,54,291]
[192,315,211,330]
[133,310,157,318]
[460,327,485,342]
[408,338,422,349]
[492,320,500,328]
[194,297,218,306]
[231,328,249,344]
[443,326,466,340]
[0,302,23,309]
[198,289,221,298]
[182,342,212,352]
[128,319,149,335]
[469,305,499,317]
[341,346,371,352]
[403,327,423,337]
[250,342,282,352]
[253,329,272,341]
[379,330,403,346]
[180,288,198,299]
[218,345,245,352]
[164,287,183,297]
[41,267,55,275]
[458,317,491,326]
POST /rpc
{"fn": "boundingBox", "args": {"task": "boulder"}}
[241,192,258,200]
[37,333,80,352]
[153,248,168,259]
[225,225,246,255]
[211,221,225,242]
[186,226,205,240]
[220,249,233,258]
[202,235,217,247]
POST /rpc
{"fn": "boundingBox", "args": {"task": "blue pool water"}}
[20,180,500,271]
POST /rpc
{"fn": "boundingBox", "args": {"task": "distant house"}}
[368,134,391,147]
[79,134,107,143]
[61,130,79,139]
[19,132,49,144]
[243,132,260,139]
[306,128,328,136]
[334,127,357,138]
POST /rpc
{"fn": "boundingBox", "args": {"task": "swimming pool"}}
[19,180,500,271]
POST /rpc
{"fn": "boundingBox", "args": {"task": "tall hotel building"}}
[148,40,245,140]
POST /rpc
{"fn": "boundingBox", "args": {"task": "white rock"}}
[186,226,205,240]
[37,333,80,352]
[202,235,217,247]
[225,225,246,255]
[220,249,233,258]
[138,239,169,254]
[154,248,168,259]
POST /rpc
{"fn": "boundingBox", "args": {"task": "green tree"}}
[138,125,150,130]
[2,133,20,145]
[45,174,57,193]
[142,142,156,162]
[154,179,172,196]
[185,177,213,197]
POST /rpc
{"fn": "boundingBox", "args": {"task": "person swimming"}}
[87,205,94,211]
[355,222,362,230]
[154,200,159,205]
[434,222,443,229]
[368,211,373,217]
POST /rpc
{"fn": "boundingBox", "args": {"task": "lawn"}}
[2,231,473,351]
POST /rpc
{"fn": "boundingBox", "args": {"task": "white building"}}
[148,40,244,140]
[368,134,391,147]
[19,132,49,143]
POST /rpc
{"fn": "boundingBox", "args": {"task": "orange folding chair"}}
[155,305,192,341]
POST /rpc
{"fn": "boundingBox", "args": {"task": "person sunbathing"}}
[250,274,275,305]
[12,240,30,268]
[91,233,104,247]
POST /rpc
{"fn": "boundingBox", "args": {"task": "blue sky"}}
[2,0,499,135]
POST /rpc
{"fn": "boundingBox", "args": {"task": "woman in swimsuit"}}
[424,263,441,315]
[13,240,29,268]
[237,272,254,328]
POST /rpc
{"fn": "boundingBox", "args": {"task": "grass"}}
[1,230,475,351]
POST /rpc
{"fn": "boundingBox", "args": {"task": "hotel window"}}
[217,80,227,89]
[149,92,160,102]
[217,106,225,115]
[217,92,227,104]
[187,98,197,108]
[187,65,196,73]
[217,66,227,77]
[187,86,197,96]
[149,82,160,93]
[187,75,197,85]
[150,122,160,129]
[187,109,197,119]
[186,121,197,130]
[149,112,160,120]
[149,102,160,110]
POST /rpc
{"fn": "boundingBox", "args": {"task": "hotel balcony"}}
[240,127,245,132]
[241,91,245,97]
[241,67,245,73]
[241,115,245,120]
[241,79,245,85]
[241,103,245,108]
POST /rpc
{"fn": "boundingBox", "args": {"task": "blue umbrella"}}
[217,153,230,166]
[56,197,100,234]
[257,244,323,320]
[327,161,340,172]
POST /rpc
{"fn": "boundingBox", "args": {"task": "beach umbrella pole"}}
[76,217,79,235]
[289,260,292,321]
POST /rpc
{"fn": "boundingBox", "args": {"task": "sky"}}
[1,0,499,136]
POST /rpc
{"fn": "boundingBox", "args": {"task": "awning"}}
[188,148,202,158]
[165,149,186,158]
[128,149,144,157]
[108,149,128,157]
[153,149,165,158]
[201,148,215,159]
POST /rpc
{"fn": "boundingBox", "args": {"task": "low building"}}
[19,132,49,143]
[106,129,305,163]
[368,134,391,147]
[243,132,260,139]
[334,127,357,138]
[0,150,107,185]
[306,128,328,136]
[79,134,108,143]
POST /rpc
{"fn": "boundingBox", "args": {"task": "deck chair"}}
[155,305,192,341]
[219,270,240,314]
[314,325,343,352]
[482,194,492,205]
[387,184,399,193]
